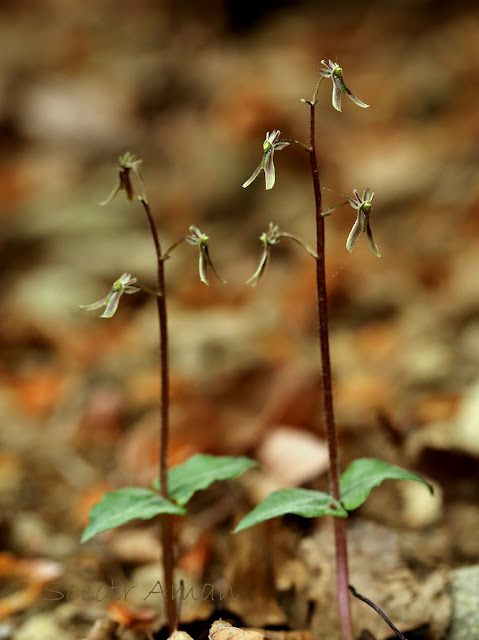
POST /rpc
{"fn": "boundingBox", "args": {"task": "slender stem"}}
[349,586,408,640]
[307,106,353,640]
[139,197,176,634]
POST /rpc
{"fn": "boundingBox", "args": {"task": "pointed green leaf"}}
[340,458,434,512]
[234,488,347,534]
[154,454,258,507]
[81,487,186,543]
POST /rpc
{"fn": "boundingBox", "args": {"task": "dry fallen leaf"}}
[256,426,329,487]
[108,601,159,632]
[223,527,287,626]
[0,553,62,617]
[85,619,120,640]
[209,620,266,640]
[169,631,195,640]
[209,620,312,640]
[249,629,312,640]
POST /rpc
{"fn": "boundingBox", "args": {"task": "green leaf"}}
[154,454,258,507]
[81,487,186,543]
[234,488,347,534]
[340,458,434,511]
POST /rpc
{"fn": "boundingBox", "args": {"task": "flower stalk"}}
[306,98,353,640]
[138,196,176,634]
[96,159,177,633]
[240,62,374,640]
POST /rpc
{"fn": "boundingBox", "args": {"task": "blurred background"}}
[1,1,479,638]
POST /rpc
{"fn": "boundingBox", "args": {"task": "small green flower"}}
[247,222,316,287]
[318,60,369,112]
[80,273,141,318]
[242,130,290,190]
[100,152,146,205]
[346,189,380,257]
[246,223,282,287]
[185,226,226,286]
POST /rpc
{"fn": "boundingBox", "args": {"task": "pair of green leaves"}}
[234,458,433,532]
[81,455,433,542]
[81,455,257,542]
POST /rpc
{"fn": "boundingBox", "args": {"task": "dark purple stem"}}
[307,105,353,640]
[139,197,176,635]
[349,585,408,640]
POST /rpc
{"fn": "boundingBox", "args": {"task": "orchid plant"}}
[79,154,256,634]
[236,62,433,640]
